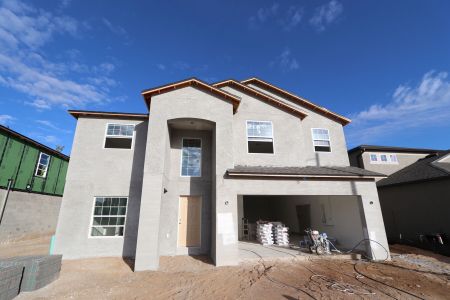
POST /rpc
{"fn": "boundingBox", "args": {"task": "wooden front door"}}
[178,196,202,247]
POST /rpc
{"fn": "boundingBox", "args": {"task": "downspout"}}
[0,178,14,225]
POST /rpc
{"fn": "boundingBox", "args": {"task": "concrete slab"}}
[238,241,361,263]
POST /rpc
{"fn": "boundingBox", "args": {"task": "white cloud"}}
[36,120,71,133]
[0,114,15,125]
[282,6,303,31]
[0,0,80,49]
[248,3,279,29]
[346,71,450,145]
[270,48,299,71]
[310,0,343,32]
[102,18,127,36]
[156,63,166,71]
[0,0,120,110]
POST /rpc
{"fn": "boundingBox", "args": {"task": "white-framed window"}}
[246,120,274,154]
[369,153,399,164]
[181,138,202,177]
[35,152,50,178]
[104,123,134,149]
[312,128,331,152]
[90,197,127,237]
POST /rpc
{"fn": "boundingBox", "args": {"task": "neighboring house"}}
[0,125,69,241]
[348,145,441,177]
[377,150,450,255]
[54,77,390,271]
[349,145,450,255]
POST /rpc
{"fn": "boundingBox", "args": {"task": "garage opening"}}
[237,195,367,259]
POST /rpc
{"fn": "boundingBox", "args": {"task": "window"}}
[246,121,274,154]
[370,153,399,164]
[390,154,398,163]
[104,124,134,149]
[181,138,201,177]
[312,128,331,152]
[91,197,127,237]
[370,154,378,162]
[380,154,387,162]
[35,152,50,178]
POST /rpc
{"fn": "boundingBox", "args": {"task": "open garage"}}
[237,195,368,256]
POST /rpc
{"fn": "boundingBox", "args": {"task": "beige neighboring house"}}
[54,77,390,271]
[349,145,450,255]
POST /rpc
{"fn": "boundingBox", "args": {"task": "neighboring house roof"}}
[141,78,241,113]
[377,150,450,187]
[241,77,351,126]
[0,125,69,161]
[69,110,148,120]
[227,165,385,179]
[348,144,442,154]
[213,79,308,119]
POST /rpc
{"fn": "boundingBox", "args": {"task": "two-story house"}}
[54,77,389,271]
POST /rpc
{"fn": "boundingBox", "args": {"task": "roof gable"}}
[213,79,308,119]
[141,78,241,113]
[241,77,350,125]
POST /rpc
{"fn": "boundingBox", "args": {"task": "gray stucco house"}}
[54,77,390,271]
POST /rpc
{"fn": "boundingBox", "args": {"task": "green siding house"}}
[0,125,69,196]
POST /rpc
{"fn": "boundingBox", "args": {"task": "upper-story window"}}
[369,153,399,164]
[312,128,331,152]
[181,138,201,177]
[35,152,50,178]
[104,124,134,149]
[246,121,274,154]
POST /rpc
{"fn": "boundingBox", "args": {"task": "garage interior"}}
[237,195,368,260]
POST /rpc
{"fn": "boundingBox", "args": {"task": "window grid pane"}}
[106,124,134,137]
[181,139,201,177]
[91,197,127,237]
[247,121,273,138]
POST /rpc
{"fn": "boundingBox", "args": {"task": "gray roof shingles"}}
[227,165,385,178]
[377,150,450,187]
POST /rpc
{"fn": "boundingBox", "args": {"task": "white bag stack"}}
[273,224,289,246]
[256,221,274,245]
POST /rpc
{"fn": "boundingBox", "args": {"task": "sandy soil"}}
[4,240,447,300]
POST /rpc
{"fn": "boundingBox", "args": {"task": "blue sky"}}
[0,0,449,155]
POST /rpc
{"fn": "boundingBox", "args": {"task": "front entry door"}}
[178,196,202,247]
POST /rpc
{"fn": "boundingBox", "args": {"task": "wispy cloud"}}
[281,6,303,31]
[0,0,121,110]
[102,17,127,36]
[156,63,166,71]
[270,48,299,72]
[346,71,450,145]
[309,0,343,32]
[36,120,71,134]
[0,114,15,125]
[248,3,279,29]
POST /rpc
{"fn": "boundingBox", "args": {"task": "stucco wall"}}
[53,117,148,259]
[360,152,428,176]
[242,84,350,167]
[0,189,61,242]
[157,128,212,256]
[378,178,450,241]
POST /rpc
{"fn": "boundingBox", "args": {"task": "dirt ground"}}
[1,238,449,299]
